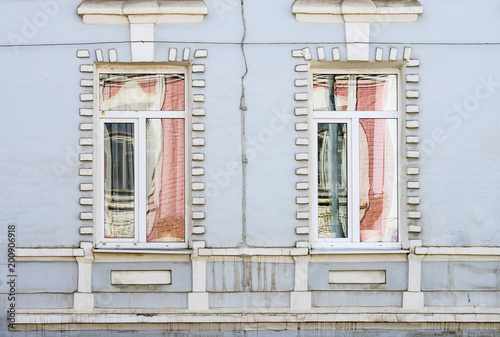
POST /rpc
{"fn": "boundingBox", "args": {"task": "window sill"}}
[311,249,409,255]
[94,248,192,255]
[78,0,208,25]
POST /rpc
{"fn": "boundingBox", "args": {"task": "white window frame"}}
[94,64,190,250]
[310,67,403,250]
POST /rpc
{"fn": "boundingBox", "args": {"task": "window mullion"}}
[351,117,360,243]
[137,118,146,243]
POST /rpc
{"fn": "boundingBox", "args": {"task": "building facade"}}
[2,0,500,335]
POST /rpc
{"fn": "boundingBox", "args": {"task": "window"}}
[311,71,401,249]
[96,68,188,249]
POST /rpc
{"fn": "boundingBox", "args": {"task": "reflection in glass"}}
[359,119,398,242]
[99,74,185,111]
[104,123,135,238]
[313,74,397,111]
[146,119,185,242]
[318,123,348,238]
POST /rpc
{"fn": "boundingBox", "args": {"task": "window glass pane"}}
[313,74,397,111]
[104,123,135,238]
[146,119,185,242]
[99,74,185,111]
[318,123,348,239]
[359,119,398,242]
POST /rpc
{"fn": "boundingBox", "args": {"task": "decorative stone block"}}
[194,49,208,58]
[193,79,205,88]
[302,48,312,60]
[332,48,340,61]
[296,241,309,248]
[193,211,205,219]
[192,182,205,191]
[296,138,308,146]
[296,182,309,190]
[375,48,383,61]
[296,212,309,220]
[109,49,117,62]
[193,94,205,102]
[407,167,419,175]
[295,93,308,101]
[295,64,308,72]
[80,64,93,73]
[80,212,93,220]
[295,167,308,175]
[408,211,421,219]
[80,94,93,102]
[295,153,308,161]
[406,136,419,144]
[404,47,412,60]
[193,197,205,205]
[407,59,420,67]
[183,48,191,61]
[292,49,304,58]
[80,198,93,205]
[192,64,205,73]
[295,79,308,87]
[95,49,104,62]
[406,120,419,128]
[192,138,205,146]
[389,47,398,61]
[80,138,93,146]
[192,153,205,161]
[406,90,419,98]
[80,153,92,162]
[192,123,205,131]
[406,105,420,113]
[295,226,309,235]
[408,182,420,189]
[295,107,308,116]
[80,79,93,87]
[192,108,206,116]
[80,227,93,235]
[77,49,90,58]
[295,123,308,131]
[80,183,93,191]
[408,196,420,205]
[169,48,177,62]
[317,47,326,60]
[80,123,93,131]
[192,226,205,234]
[79,169,92,176]
[406,74,419,83]
[192,167,205,176]
[80,108,93,116]
[407,151,420,158]
[296,197,309,204]
[409,225,422,233]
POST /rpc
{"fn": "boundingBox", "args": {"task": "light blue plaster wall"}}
[16,262,77,293]
[95,292,187,309]
[312,290,403,307]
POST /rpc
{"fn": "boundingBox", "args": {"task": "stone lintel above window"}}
[78,0,208,25]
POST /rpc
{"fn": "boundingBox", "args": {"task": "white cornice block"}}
[389,47,398,61]
[317,47,326,60]
[295,79,308,87]
[295,226,309,235]
[406,151,420,158]
[407,59,420,67]
[295,107,308,116]
[296,212,309,220]
[193,212,205,220]
[192,153,205,161]
[295,153,308,161]
[408,182,420,189]
[194,49,207,58]
[80,64,93,73]
[193,197,205,205]
[192,182,205,191]
[407,74,419,83]
[407,167,419,175]
[192,123,205,131]
[406,136,419,144]
[192,226,205,234]
[292,49,304,58]
[79,227,93,235]
[296,197,309,204]
[192,64,205,73]
[80,183,93,191]
[96,49,104,62]
[409,225,422,233]
[80,108,93,116]
[80,138,93,146]
[183,48,191,61]
[77,49,90,58]
[192,138,205,146]
[375,47,383,61]
[295,167,308,175]
[79,169,92,176]
[295,123,308,131]
[80,198,93,205]
[408,196,420,205]
[80,79,93,87]
[169,48,177,62]
[192,167,205,176]
[408,212,421,219]
[80,212,93,220]
[345,23,369,61]
[192,108,205,116]
[332,48,340,61]
[295,93,308,101]
[406,120,419,128]
[406,105,420,113]
[80,153,93,162]
[295,241,309,248]
[404,47,412,60]
[193,94,205,102]
[80,123,93,131]
[296,182,309,190]
[109,49,117,62]
[302,47,312,60]
[80,93,93,102]
[296,138,308,146]
[193,79,205,88]
[295,64,308,72]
